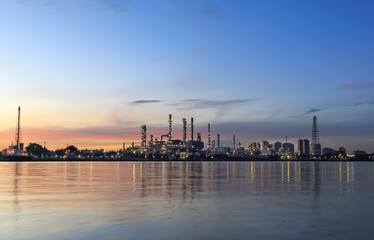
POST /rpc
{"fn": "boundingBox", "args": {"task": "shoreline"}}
[0,156,373,162]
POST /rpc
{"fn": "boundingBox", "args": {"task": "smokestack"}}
[168,114,173,142]
[208,123,211,150]
[190,117,194,141]
[217,134,220,150]
[183,118,187,146]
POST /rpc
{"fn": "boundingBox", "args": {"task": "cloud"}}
[171,99,257,110]
[304,108,324,114]
[290,108,324,117]
[164,0,223,21]
[204,121,374,153]
[16,0,221,19]
[98,0,131,15]
[339,83,373,90]
[353,101,374,107]
[10,119,373,152]
[15,0,28,4]
[129,100,163,105]
[13,0,132,15]
[129,98,256,109]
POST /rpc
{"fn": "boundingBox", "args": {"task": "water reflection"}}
[1,162,369,203]
[0,161,374,240]
[1,162,368,201]
[13,162,21,226]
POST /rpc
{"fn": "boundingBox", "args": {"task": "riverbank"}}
[0,155,373,162]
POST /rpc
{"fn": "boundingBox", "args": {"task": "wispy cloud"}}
[211,120,374,140]
[339,83,373,90]
[291,108,324,117]
[129,100,163,105]
[129,98,256,109]
[164,0,223,21]
[15,0,28,4]
[304,108,324,114]
[171,99,257,110]
[13,0,132,15]
[98,0,131,15]
[354,100,374,106]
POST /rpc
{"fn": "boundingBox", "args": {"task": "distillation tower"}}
[233,134,236,153]
[190,117,194,141]
[168,114,173,142]
[208,123,211,151]
[141,124,147,148]
[183,118,187,146]
[217,133,220,150]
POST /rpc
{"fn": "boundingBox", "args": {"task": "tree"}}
[65,145,78,153]
[94,150,104,158]
[55,149,66,157]
[26,143,49,156]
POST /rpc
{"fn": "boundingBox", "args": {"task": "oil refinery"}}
[1,108,369,161]
[126,114,209,160]
[123,113,279,160]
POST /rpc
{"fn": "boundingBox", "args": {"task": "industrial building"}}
[311,115,322,156]
[129,114,205,159]
[0,108,355,161]
[298,139,310,156]
[1,106,29,158]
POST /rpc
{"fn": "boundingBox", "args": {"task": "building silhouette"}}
[311,115,321,156]
[298,139,310,156]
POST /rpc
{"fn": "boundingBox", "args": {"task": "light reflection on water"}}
[1,161,374,240]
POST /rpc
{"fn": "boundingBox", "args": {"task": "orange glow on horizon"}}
[0,124,196,151]
[0,127,142,151]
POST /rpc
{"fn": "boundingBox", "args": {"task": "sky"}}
[0,0,373,153]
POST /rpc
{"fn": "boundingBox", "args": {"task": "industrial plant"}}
[1,106,28,157]
[120,113,358,161]
[125,115,209,160]
[0,107,372,161]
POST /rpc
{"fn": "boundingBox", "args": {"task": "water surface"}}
[1,161,374,240]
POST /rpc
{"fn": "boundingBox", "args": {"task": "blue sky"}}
[0,0,373,152]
